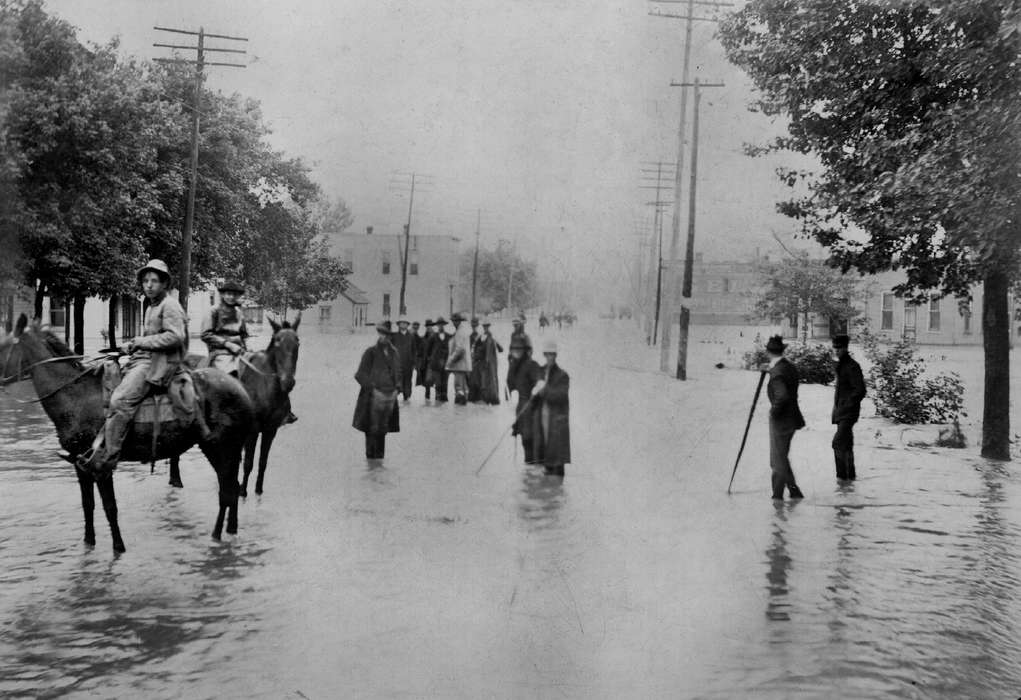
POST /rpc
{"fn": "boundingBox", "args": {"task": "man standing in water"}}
[82,260,186,474]
[531,338,570,477]
[831,334,866,481]
[353,321,400,460]
[765,335,805,500]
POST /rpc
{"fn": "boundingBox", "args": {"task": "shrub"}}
[860,330,965,424]
[741,341,835,384]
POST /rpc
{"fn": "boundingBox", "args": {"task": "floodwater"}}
[2,320,1020,699]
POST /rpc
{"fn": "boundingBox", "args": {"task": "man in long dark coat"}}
[468,317,483,402]
[426,317,451,402]
[766,335,805,500]
[506,314,533,396]
[478,319,503,404]
[831,334,867,481]
[353,322,400,459]
[509,341,542,463]
[410,321,423,392]
[390,317,415,402]
[532,338,570,476]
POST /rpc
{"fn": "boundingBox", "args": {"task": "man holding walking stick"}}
[765,335,805,500]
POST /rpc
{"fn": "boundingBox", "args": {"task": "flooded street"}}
[2,319,1021,699]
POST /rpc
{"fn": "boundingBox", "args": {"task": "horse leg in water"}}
[254,426,278,496]
[240,431,258,498]
[204,445,241,539]
[75,469,96,547]
[95,475,126,553]
[168,455,183,488]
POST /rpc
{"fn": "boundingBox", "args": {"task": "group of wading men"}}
[353,313,570,476]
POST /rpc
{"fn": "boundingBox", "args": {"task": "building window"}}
[928,298,941,332]
[319,305,331,321]
[382,293,391,317]
[381,250,391,275]
[410,252,419,276]
[50,298,66,329]
[722,278,731,293]
[881,293,894,330]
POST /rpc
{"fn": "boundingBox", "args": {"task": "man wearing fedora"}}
[353,321,400,459]
[83,260,187,474]
[765,335,806,500]
[201,279,249,376]
[531,338,571,477]
[831,334,866,481]
[390,316,416,402]
[506,314,533,397]
[426,316,451,402]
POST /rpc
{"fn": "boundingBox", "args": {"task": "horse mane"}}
[38,329,85,369]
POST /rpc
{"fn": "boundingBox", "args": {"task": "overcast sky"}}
[45,0,811,298]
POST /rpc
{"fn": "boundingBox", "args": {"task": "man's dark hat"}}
[765,335,787,354]
[832,334,850,349]
[424,318,433,327]
[411,321,421,327]
[218,279,245,294]
[434,316,448,325]
[471,316,479,324]
[375,321,392,333]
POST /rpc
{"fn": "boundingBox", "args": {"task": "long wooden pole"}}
[728,370,767,494]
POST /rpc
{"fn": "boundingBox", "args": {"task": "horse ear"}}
[268,313,281,333]
[291,311,301,332]
[14,314,28,337]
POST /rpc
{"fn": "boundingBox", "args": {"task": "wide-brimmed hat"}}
[411,321,421,327]
[831,334,850,349]
[470,316,479,324]
[481,319,492,327]
[375,321,393,333]
[542,339,558,354]
[424,318,434,327]
[765,335,787,354]
[434,316,448,326]
[218,279,244,294]
[512,316,524,325]
[136,259,171,284]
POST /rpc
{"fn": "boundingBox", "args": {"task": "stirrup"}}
[74,447,97,473]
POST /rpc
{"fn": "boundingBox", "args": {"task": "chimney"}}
[366,226,373,235]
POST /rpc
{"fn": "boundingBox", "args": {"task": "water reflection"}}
[517,467,565,532]
[764,504,792,623]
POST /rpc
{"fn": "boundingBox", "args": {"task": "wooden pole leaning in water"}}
[475,394,538,476]
[728,370,767,494]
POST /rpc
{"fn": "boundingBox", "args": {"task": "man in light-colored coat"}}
[445,312,473,405]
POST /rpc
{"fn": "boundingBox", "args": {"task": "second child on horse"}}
[200,280,297,425]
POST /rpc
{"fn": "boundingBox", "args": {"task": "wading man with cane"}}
[353,321,400,460]
[831,334,866,481]
[765,335,805,500]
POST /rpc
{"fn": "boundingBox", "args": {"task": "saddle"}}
[99,359,200,425]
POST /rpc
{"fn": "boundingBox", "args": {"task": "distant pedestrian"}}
[539,312,549,333]
[477,319,503,405]
[765,335,805,500]
[417,320,433,399]
[831,334,866,481]
[426,317,451,402]
[390,316,415,402]
[353,321,400,460]
[509,340,542,463]
[446,312,473,405]
[531,338,570,476]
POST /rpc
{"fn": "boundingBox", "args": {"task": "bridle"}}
[0,337,94,404]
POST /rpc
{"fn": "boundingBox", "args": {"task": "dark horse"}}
[0,315,254,552]
[170,313,300,497]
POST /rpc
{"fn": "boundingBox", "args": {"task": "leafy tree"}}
[720,0,1021,459]
[752,254,862,341]
[459,243,538,314]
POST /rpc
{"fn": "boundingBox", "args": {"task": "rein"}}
[0,351,94,404]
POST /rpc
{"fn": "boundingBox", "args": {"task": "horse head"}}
[0,314,34,385]
[266,311,301,393]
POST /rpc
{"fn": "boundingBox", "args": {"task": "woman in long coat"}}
[532,339,570,476]
[352,322,400,459]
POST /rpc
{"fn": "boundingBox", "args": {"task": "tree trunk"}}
[107,296,119,350]
[63,298,71,345]
[33,283,45,320]
[73,295,86,356]
[981,270,1010,460]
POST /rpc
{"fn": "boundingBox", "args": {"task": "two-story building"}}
[320,226,461,329]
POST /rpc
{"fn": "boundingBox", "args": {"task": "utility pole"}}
[670,79,724,379]
[649,0,731,373]
[471,209,481,318]
[389,172,432,317]
[640,161,675,345]
[153,26,247,326]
